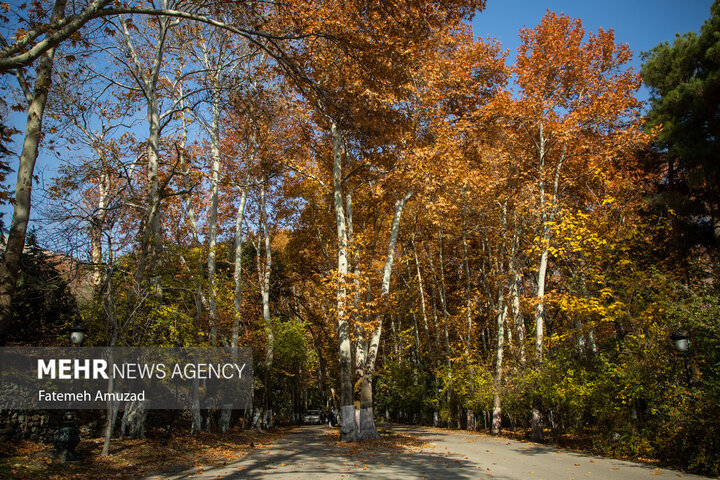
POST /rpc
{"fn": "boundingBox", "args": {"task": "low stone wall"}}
[0,410,104,443]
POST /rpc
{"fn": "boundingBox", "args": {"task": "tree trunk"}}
[411,234,431,343]
[461,193,476,431]
[331,123,356,442]
[356,329,380,441]
[254,178,274,430]
[192,377,202,433]
[436,230,453,413]
[102,284,120,456]
[0,0,65,337]
[390,314,399,356]
[118,13,169,291]
[91,168,110,292]
[133,77,162,290]
[258,177,274,366]
[492,296,507,435]
[534,121,548,363]
[233,175,250,337]
[511,268,524,364]
[220,179,249,432]
[126,400,147,439]
[356,192,411,441]
[531,122,548,443]
[207,84,222,341]
[531,407,544,442]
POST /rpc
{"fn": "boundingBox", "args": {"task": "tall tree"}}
[0,0,66,339]
[641,0,720,249]
[506,11,648,440]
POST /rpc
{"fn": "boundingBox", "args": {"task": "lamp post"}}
[69,325,86,346]
[53,323,86,461]
[671,330,692,387]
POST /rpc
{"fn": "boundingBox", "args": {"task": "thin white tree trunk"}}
[118,12,170,290]
[259,177,274,364]
[436,230,452,415]
[233,184,249,332]
[411,234,431,340]
[207,80,222,342]
[91,166,110,292]
[531,121,554,443]
[461,193,476,431]
[102,273,120,455]
[510,213,525,365]
[492,290,507,435]
[253,178,274,427]
[357,192,411,441]
[218,180,249,432]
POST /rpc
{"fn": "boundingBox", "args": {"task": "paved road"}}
[144,425,713,480]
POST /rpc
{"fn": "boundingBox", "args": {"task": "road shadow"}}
[145,425,491,479]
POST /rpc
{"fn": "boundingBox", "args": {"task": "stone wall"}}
[0,410,104,443]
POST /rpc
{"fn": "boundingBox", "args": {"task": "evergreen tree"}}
[2,231,78,344]
[641,0,720,248]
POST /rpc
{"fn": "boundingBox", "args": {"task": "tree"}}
[492,11,648,440]
[2,231,78,344]
[641,0,720,249]
[0,0,66,341]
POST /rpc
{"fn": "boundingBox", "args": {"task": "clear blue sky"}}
[471,0,715,100]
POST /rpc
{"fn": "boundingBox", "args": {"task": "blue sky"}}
[471,0,715,100]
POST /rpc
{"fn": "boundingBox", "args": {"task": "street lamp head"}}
[671,331,690,353]
[69,324,87,346]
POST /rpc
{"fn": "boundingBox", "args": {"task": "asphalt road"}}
[144,424,714,480]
